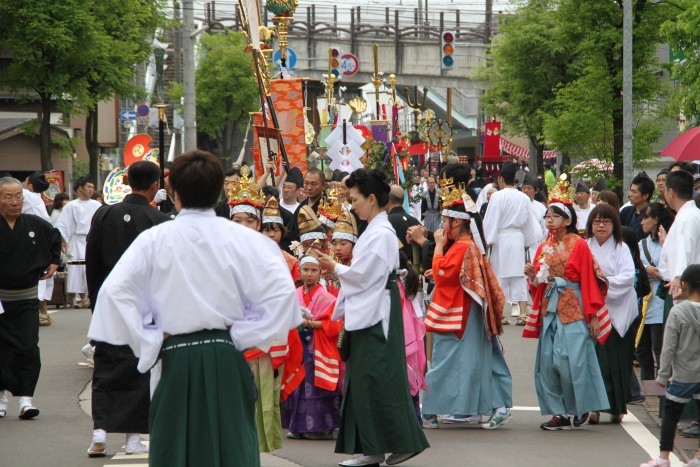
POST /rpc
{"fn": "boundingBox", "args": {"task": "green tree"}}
[0,1,96,170]
[661,1,700,124]
[0,0,167,179]
[476,0,576,176]
[194,33,260,160]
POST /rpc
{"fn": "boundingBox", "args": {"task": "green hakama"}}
[335,273,430,456]
[149,330,259,467]
[250,354,283,452]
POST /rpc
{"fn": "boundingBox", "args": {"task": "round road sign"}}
[273,48,297,70]
[136,104,150,117]
[341,54,359,76]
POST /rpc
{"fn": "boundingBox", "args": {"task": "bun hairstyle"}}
[345,168,391,207]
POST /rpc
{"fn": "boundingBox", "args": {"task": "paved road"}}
[0,308,684,466]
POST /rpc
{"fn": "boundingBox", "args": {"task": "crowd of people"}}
[1,155,700,467]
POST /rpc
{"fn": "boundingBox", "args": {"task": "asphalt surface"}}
[0,308,680,467]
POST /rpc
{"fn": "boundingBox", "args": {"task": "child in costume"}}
[523,196,611,430]
[328,211,358,297]
[422,185,513,430]
[282,247,343,440]
[262,197,301,285]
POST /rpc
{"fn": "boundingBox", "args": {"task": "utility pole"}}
[173,1,182,154]
[182,0,197,151]
[623,0,633,192]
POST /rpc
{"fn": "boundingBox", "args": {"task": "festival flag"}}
[483,121,502,159]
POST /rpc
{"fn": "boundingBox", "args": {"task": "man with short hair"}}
[287,169,327,242]
[386,185,421,261]
[84,161,172,457]
[620,174,655,241]
[56,177,101,308]
[215,167,242,218]
[88,150,300,467]
[659,170,700,300]
[574,181,593,231]
[483,163,540,325]
[0,177,61,419]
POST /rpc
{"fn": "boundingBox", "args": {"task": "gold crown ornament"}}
[262,197,284,225]
[332,211,359,243]
[440,180,477,218]
[227,165,265,216]
[547,173,575,204]
[318,196,343,227]
[305,239,325,258]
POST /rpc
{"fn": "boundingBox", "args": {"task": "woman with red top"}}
[421,188,513,430]
[523,199,610,430]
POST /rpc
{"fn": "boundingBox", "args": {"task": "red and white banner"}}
[483,122,501,159]
[499,138,557,161]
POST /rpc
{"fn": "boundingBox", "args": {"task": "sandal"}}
[516,317,527,326]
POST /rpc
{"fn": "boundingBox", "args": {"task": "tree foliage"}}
[479,0,676,186]
[192,32,260,160]
[0,0,167,177]
[661,0,700,125]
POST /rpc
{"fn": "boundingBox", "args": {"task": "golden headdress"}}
[299,239,323,267]
[547,173,575,204]
[440,179,477,219]
[318,196,343,228]
[262,197,284,225]
[227,165,264,217]
[298,205,326,243]
[332,211,359,243]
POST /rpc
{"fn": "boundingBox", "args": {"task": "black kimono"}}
[85,193,171,434]
[0,214,61,397]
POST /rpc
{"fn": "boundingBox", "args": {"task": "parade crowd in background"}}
[1,155,700,467]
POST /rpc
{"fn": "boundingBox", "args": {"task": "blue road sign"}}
[273,47,297,70]
[120,109,137,121]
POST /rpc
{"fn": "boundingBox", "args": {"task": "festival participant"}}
[585,205,638,424]
[523,198,610,430]
[84,161,171,457]
[317,169,429,467]
[282,251,342,440]
[591,180,608,205]
[279,167,303,216]
[287,169,327,242]
[574,181,593,231]
[261,197,300,284]
[55,177,101,309]
[421,176,441,232]
[297,205,328,256]
[483,162,539,326]
[597,190,622,211]
[88,151,300,467]
[20,172,54,326]
[327,211,358,297]
[421,186,512,430]
[227,165,287,453]
[659,170,700,301]
[640,265,700,467]
[0,177,61,420]
[637,203,676,381]
[387,185,421,261]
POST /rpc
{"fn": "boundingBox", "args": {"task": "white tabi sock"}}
[93,429,107,443]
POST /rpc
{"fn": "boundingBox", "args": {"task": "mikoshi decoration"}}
[123,134,153,167]
[104,136,160,205]
[325,120,365,173]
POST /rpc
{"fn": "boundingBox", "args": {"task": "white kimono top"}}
[21,189,50,222]
[659,200,700,281]
[56,198,102,260]
[87,209,301,373]
[482,187,539,278]
[332,211,399,339]
[587,236,637,337]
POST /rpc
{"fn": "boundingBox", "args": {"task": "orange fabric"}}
[280,330,305,401]
[459,236,505,340]
[426,241,470,337]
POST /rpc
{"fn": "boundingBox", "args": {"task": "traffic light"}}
[330,47,343,80]
[441,31,456,69]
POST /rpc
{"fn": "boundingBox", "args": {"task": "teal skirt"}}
[535,313,609,418]
[150,330,259,467]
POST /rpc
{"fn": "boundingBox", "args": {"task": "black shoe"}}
[628,397,646,405]
[573,412,589,428]
[540,414,572,431]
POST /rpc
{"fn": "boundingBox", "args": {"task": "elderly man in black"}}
[0,177,61,419]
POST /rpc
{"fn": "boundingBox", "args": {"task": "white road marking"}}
[621,411,683,467]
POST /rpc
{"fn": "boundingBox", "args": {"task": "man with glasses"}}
[0,177,62,419]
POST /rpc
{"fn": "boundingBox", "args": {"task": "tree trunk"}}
[39,95,53,171]
[86,108,100,186]
[530,136,544,177]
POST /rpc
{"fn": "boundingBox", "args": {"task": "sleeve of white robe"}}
[605,244,636,302]
[54,205,74,243]
[332,250,389,331]
[659,217,695,280]
[482,193,501,246]
[230,244,302,352]
[87,238,163,373]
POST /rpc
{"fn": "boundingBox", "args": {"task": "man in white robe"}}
[21,172,54,325]
[55,177,101,308]
[574,181,594,231]
[483,163,539,324]
[658,170,700,300]
[88,150,300,466]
